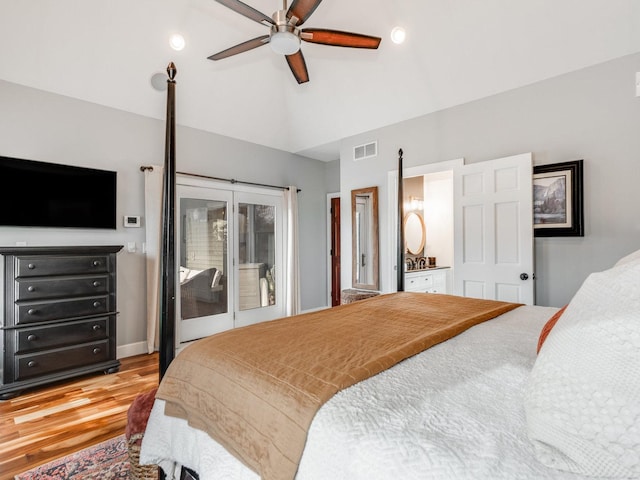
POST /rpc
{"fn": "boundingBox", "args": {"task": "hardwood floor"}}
[0,353,159,480]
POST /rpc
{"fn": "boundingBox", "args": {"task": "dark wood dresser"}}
[0,245,123,399]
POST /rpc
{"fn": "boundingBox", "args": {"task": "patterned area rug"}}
[15,435,129,479]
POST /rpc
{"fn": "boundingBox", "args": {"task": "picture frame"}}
[533,160,584,237]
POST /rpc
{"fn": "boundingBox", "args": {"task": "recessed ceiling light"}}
[169,33,186,51]
[390,27,406,45]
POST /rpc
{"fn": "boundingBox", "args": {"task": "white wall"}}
[0,80,337,356]
[423,171,454,268]
[340,52,640,307]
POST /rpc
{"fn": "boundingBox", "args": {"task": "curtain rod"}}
[140,165,301,193]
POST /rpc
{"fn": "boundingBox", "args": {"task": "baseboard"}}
[300,305,330,314]
[117,341,149,359]
[116,309,329,359]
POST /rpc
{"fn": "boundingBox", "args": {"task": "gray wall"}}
[0,79,335,355]
[340,52,640,307]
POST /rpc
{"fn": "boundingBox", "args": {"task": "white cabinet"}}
[405,267,450,294]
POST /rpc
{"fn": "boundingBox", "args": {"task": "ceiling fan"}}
[208,0,382,84]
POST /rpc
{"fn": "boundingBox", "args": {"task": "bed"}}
[141,299,555,479]
[140,263,640,480]
[141,65,640,480]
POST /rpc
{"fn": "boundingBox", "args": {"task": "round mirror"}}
[404,212,425,255]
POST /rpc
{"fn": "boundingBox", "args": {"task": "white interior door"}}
[453,153,534,304]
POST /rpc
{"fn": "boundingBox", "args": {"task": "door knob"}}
[520,273,529,280]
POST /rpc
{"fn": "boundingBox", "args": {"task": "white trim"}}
[301,305,330,314]
[117,341,149,359]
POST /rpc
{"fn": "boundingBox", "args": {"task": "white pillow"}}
[524,258,640,478]
[614,248,640,267]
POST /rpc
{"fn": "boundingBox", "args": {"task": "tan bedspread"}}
[156,292,521,480]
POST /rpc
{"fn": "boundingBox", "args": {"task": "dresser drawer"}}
[14,318,109,353]
[405,269,449,294]
[406,274,434,291]
[16,275,110,300]
[15,296,110,325]
[15,255,110,278]
[14,340,110,381]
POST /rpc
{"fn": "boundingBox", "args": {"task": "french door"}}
[177,176,285,344]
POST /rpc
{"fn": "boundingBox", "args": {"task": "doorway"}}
[177,176,285,344]
[387,153,535,304]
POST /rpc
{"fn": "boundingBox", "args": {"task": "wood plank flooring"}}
[0,353,159,480]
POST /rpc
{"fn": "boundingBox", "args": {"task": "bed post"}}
[159,62,177,379]
[397,148,405,292]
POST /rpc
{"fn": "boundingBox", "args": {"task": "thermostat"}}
[124,215,141,227]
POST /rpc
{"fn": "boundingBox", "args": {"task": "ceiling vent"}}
[353,141,378,161]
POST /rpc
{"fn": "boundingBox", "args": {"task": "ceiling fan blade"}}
[286,0,322,26]
[301,29,381,49]
[285,51,310,84]
[208,35,270,60]
[214,0,274,26]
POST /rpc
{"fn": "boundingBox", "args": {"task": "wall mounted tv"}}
[0,155,117,229]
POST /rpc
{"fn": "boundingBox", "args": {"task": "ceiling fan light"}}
[270,31,301,55]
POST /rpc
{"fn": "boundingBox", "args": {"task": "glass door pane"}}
[178,185,233,343]
[234,191,284,327]
[238,202,276,311]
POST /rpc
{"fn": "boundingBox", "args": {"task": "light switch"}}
[127,242,137,253]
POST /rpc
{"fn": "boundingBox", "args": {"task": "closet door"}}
[178,185,234,343]
[233,190,285,328]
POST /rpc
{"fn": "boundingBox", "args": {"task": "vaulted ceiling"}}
[1,1,639,161]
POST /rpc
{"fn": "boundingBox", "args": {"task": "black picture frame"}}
[533,160,584,237]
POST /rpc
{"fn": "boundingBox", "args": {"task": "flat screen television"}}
[0,155,117,229]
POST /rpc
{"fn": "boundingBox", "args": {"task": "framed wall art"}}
[533,159,584,237]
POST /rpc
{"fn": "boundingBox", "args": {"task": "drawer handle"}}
[27,360,37,368]
[27,334,38,341]
[28,263,36,270]
[93,347,101,355]
[92,260,102,267]
[92,281,101,287]
[92,324,102,331]
[93,301,101,308]
[27,308,38,315]
[27,285,35,292]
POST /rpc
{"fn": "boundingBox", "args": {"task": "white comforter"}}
[141,305,600,479]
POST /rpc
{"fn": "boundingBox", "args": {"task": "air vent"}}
[353,141,378,161]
